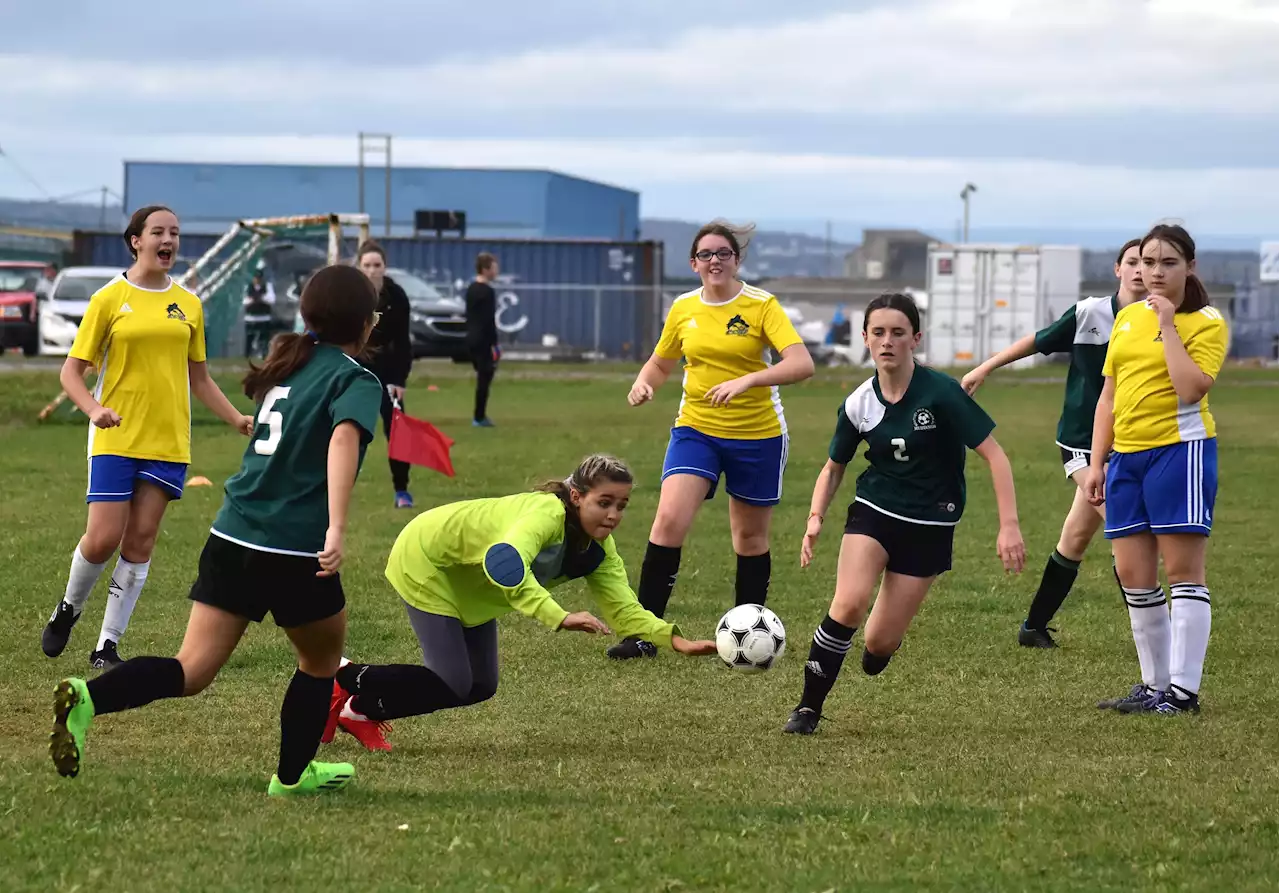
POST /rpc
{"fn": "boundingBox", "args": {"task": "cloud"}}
[6,131,1273,234]
[4,0,1276,118]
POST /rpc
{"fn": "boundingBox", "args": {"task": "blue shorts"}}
[87,455,187,503]
[1104,439,1216,539]
[661,426,788,506]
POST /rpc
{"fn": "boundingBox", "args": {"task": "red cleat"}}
[338,708,393,752]
[321,680,347,745]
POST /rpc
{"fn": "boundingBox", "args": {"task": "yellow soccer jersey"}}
[654,284,804,439]
[69,274,207,464]
[1103,301,1228,453]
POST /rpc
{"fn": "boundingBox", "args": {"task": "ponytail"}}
[1179,273,1210,313]
[243,332,316,401]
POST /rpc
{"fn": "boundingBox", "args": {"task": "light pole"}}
[960,183,977,243]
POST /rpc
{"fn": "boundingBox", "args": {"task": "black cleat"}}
[42,601,82,658]
[783,707,821,735]
[1097,683,1151,710]
[88,640,123,670]
[1153,690,1201,715]
[606,636,658,660]
[1018,622,1058,649]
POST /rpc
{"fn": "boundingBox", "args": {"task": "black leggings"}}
[471,349,496,422]
[378,388,411,492]
[340,604,499,722]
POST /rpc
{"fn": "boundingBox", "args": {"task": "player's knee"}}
[466,676,498,705]
[650,508,693,546]
[862,632,900,662]
[120,527,160,562]
[731,531,769,556]
[176,657,219,695]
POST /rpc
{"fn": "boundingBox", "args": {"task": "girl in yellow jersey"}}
[1084,224,1228,716]
[608,221,815,660]
[41,206,253,669]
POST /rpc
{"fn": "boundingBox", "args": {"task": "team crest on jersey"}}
[912,408,936,431]
[725,314,750,336]
[166,302,187,321]
[1153,330,1163,342]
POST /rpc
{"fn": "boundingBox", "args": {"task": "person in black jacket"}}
[464,252,500,428]
[356,240,416,507]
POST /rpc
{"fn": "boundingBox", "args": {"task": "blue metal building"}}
[123,161,641,241]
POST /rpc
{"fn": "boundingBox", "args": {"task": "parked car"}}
[389,268,470,361]
[41,266,120,356]
[0,260,49,356]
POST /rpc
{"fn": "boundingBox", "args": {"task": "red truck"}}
[0,260,49,357]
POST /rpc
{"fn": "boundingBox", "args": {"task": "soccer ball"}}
[715,604,786,672]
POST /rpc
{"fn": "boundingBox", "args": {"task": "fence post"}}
[593,288,602,357]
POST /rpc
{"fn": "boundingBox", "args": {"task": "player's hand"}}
[960,367,987,395]
[89,406,122,429]
[1082,466,1106,506]
[317,527,344,577]
[671,635,717,656]
[997,522,1025,573]
[1146,294,1176,329]
[559,611,612,635]
[704,376,752,407]
[628,380,653,406]
[387,384,406,402]
[800,514,823,568]
[235,414,255,436]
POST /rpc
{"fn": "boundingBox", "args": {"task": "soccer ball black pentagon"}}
[715,603,786,672]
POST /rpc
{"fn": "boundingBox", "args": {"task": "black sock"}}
[344,664,464,722]
[734,552,772,608]
[1025,550,1082,629]
[86,656,185,715]
[277,669,334,786]
[637,543,682,619]
[798,614,855,712]
[862,648,893,676]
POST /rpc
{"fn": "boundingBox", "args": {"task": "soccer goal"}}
[38,213,371,421]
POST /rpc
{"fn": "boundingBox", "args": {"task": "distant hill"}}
[641,218,855,280]
[0,198,123,231]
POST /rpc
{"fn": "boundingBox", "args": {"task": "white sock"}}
[63,546,108,613]
[1124,586,1171,692]
[1169,583,1211,698]
[97,557,151,650]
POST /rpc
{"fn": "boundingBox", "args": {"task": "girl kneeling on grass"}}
[50,265,385,796]
[325,455,719,752]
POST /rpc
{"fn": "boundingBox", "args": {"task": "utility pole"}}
[358,133,394,237]
[960,183,977,243]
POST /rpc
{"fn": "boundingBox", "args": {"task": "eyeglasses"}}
[694,248,737,262]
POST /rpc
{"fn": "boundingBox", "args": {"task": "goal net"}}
[39,213,370,421]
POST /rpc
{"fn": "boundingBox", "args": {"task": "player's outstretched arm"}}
[628,353,678,406]
[1083,377,1115,507]
[318,421,361,577]
[973,435,1025,574]
[962,333,1037,394]
[585,547,714,654]
[189,360,253,435]
[801,459,847,568]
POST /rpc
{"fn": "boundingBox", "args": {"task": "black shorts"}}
[189,534,345,628]
[1058,445,1091,478]
[843,501,954,578]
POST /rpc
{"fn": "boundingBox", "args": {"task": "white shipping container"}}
[924,243,1082,370]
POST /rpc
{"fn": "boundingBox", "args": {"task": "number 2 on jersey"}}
[891,437,909,462]
[254,386,291,456]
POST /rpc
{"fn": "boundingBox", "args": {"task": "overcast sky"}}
[2,0,1277,239]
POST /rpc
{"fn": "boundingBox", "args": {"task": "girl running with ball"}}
[784,292,1026,735]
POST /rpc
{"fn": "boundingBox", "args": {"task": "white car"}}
[40,266,121,355]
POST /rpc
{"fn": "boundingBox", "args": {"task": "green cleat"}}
[267,760,355,797]
[50,678,95,778]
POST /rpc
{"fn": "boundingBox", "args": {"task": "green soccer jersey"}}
[212,345,384,555]
[1033,294,1118,451]
[829,364,996,526]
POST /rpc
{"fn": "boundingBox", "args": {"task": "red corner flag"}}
[388,407,456,477]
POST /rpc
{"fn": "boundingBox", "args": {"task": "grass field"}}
[0,359,1275,892]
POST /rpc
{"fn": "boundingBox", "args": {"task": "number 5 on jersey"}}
[254,386,290,455]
